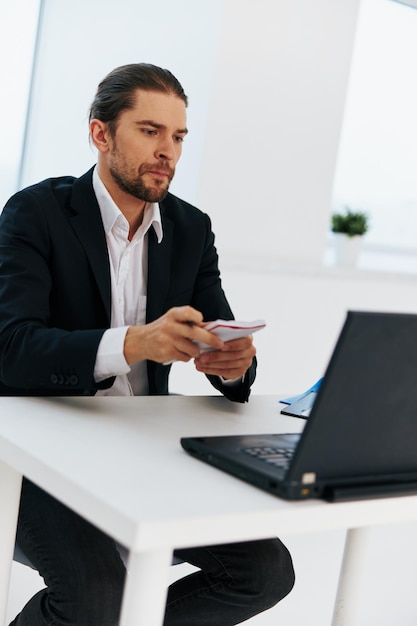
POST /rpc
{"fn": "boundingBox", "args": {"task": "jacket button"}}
[50,374,58,384]
[69,375,78,385]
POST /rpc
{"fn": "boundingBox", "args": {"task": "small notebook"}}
[194,319,266,352]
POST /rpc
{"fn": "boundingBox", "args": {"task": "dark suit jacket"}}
[0,168,255,401]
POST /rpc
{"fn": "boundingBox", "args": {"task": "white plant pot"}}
[333,233,363,268]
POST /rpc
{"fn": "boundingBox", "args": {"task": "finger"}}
[191,326,224,350]
[197,345,255,365]
[195,350,253,374]
[219,335,254,351]
[163,336,202,364]
[170,317,222,352]
[172,305,204,326]
[194,359,249,379]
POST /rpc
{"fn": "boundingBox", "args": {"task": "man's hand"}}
[194,335,256,380]
[123,306,224,365]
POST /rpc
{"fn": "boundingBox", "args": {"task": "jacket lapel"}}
[67,169,112,322]
[65,169,174,327]
[146,213,173,323]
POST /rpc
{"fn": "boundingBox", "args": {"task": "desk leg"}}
[0,460,22,626]
[119,548,172,626]
[331,527,370,626]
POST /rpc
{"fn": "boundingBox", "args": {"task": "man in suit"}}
[0,64,294,625]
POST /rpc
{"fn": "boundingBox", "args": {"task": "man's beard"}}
[109,162,174,203]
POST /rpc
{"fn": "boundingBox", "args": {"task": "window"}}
[0,0,41,208]
[330,0,417,272]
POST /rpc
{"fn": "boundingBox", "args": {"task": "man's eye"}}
[174,136,184,143]
[143,129,157,136]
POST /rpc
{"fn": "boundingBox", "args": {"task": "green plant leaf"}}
[331,209,368,236]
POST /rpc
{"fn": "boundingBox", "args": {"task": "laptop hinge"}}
[324,481,417,502]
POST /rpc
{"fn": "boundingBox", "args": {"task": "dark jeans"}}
[10,479,295,626]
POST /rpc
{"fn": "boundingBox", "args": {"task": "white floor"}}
[7,261,417,625]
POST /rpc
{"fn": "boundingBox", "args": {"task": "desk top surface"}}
[1,394,417,551]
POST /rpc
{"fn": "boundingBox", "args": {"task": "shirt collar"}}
[92,166,163,243]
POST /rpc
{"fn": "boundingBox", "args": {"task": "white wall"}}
[199,0,360,267]
[21,0,225,200]
[170,264,417,396]
[21,0,360,269]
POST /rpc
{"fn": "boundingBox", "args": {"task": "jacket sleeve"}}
[0,187,113,394]
[147,203,257,402]
[187,213,257,403]
[207,365,257,403]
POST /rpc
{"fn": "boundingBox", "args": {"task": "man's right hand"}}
[123,306,224,365]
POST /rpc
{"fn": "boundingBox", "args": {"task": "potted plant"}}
[331,209,369,237]
[331,207,369,267]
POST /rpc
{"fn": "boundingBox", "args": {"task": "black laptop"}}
[181,311,417,502]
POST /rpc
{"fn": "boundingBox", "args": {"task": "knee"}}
[263,538,295,606]
[243,538,295,611]
[85,570,125,625]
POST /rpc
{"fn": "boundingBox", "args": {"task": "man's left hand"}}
[194,335,256,381]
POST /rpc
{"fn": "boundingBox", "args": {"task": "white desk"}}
[1,394,417,626]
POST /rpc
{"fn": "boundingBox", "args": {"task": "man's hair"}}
[89,63,188,135]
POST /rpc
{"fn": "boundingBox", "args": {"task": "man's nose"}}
[155,136,176,160]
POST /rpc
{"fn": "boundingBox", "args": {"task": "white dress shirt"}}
[92,167,163,396]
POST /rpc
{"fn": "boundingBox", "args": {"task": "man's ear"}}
[89,119,112,153]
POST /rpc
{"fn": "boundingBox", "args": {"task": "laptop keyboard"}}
[242,446,294,470]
